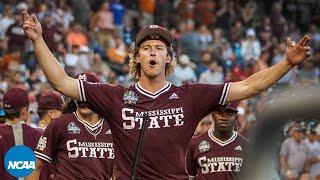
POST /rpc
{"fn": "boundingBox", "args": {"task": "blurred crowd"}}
[0,0,320,149]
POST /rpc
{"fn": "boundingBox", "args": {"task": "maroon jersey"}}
[0,122,42,180]
[34,113,114,180]
[78,80,231,179]
[187,129,248,180]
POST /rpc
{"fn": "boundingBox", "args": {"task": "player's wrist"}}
[283,58,295,68]
[32,36,44,45]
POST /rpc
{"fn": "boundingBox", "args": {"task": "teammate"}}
[21,10,311,179]
[0,87,42,180]
[36,92,64,180]
[26,73,114,180]
[37,92,64,130]
[187,102,248,179]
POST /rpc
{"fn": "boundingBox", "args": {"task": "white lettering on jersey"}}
[198,156,243,174]
[121,107,185,130]
[66,139,114,159]
[37,136,47,151]
[67,139,79,158]
[122,108,135,130]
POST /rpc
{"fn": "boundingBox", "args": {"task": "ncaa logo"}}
[4,145,36,177]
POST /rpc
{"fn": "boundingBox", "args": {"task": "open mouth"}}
[149,60,157,66]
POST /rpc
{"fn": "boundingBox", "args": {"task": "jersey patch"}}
[123,90,139,104]
[199,141,210,153]
[67,122,81,134]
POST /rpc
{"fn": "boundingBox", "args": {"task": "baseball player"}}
[22,10,311,179]
[26,73,114,180]
[37,92,64,130]
[0,87,42,180]
[187,102,248,179]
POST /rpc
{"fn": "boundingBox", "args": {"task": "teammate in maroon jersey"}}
[37,92,64,130]
[22,10,311,179]
[187,102,248,180]
[36,92,64,180]
[0,87,42,180]
[27,73,114,180]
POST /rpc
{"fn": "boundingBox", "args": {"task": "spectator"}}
[5,10,27,51]
[139,0,155,26]
[179,19,201,64]
[96,1,115,31]
[41,13,62,53]
[199,60,224,84]
[170,54,197,86]
[280,125,309,180]
[110,0,125,28]
[198,25,212,51]
[241,28,261,67]
[297,60,319,86]
[305,124,320,179]
[0,4,15,38]
[253,51,270,73]
[270,2,286,40]
[66,22,88,48]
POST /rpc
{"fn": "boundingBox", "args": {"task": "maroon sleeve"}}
[188,83,231,121]
[34,119,62,164]
[77,80,123,116]
[186,140,197,179]
[0,131,6,178]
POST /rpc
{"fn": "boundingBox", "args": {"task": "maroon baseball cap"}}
[135,25,173,48]
[38,93,64,111]
[3,87,29,110]
[74,72,100,83]
[217,101,238,113]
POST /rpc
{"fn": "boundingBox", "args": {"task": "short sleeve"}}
[279,140,289,157]
[77,80,123,116]
[186,141,197,178]
[189,83,231,121]
[34,120,61,164]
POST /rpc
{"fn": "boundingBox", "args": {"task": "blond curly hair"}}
[129,46,176,80]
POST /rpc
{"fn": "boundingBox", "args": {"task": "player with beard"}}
[22,10,311,179]
[26,73,114,180]
[187,102,248,180]
[0,87,42,180]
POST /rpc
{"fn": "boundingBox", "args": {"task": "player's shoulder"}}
[190,131,210,146]
[237,133,249,145]
[0,124,11,135]
[0,123,10,129]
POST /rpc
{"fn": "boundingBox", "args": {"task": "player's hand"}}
[285,35,311,65]
[21,10,43,43]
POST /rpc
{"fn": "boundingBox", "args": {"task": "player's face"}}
[49,110,62,119]
[21,106,30,122]
[136,40,171,80]
[212,111,237,132]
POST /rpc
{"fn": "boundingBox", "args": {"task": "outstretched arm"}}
[22,11,79,100]
[226,35,311,103]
